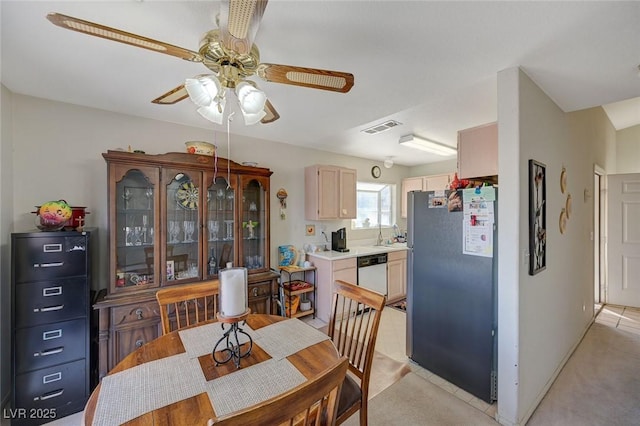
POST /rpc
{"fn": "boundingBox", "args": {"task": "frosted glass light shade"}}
[185,76,222,108]
[236,81,267,114]
[196,97,226,125]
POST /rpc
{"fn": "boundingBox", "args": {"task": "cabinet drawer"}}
[15,278,87,327]
[111,301,160,327]
[13,235,88,283]
[114,321,160,365]
[332,258,356,271]
[248,281,272,300]
[15,319,87,374]
[387,250,407,262]
[14,359,87,417]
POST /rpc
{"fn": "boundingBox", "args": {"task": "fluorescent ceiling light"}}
[399,134,457,156]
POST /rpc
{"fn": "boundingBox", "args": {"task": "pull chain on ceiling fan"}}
[46,0,354,125]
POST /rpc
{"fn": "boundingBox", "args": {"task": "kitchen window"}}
[352,182,396,229]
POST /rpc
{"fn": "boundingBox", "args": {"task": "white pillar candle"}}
[220,268,247,316]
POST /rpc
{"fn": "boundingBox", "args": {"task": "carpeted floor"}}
[342,372,498,426]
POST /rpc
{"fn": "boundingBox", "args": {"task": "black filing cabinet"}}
[11,230,94,425]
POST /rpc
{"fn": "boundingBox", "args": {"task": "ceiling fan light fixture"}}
[196,98,226,125]
[185,76,222,107]
[242,110,267,126]
[236,81,267,115]
[399,134,457,156]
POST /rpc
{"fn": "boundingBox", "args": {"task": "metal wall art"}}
[529,159,546,275]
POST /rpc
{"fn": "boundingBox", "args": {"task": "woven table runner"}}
[253,318,330,360]
[179,321,256,358]
[92,354,205,426]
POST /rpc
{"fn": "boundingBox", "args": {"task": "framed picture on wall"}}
[529,159,546,275]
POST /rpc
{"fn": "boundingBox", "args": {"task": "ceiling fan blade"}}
[256,64,354,93]
[261,99,280,124]
[47,13,203,62]
[151,84,189,105]
[218,0,268,55]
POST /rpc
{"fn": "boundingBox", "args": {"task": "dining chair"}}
[155,279,219,335]
[328,279,386,426]
[207,356,349,426]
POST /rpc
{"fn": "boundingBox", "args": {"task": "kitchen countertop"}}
[306,243,408,261]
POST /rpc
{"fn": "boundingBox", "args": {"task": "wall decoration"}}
[529,159,546,275]
[565,193,572,219]
[560,166,567,194]
[559,208,567,234]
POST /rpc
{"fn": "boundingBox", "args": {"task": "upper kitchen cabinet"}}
[457,122,498,180]
[305,165,357,220]
[400,173,453,218]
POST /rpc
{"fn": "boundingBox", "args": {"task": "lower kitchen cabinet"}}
[307,255,357,323]
[11,230,95,425]
[387,250,407,302]
[94,270,279,380]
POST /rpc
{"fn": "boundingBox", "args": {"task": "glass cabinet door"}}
[239,176,268,272]
[113,167,158,291]
[206,176,236,276]
[165,170,202,284]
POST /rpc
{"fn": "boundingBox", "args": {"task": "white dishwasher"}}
[357,253,388,295]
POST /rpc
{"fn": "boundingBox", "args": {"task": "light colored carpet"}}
[527,321,640,425]
[342,372,498,426]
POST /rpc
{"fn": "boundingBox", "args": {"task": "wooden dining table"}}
[84,314,341,425]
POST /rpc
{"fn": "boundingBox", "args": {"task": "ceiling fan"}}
[46,0,354,125]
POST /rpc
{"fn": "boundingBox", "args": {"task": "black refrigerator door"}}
[408,190,496,402]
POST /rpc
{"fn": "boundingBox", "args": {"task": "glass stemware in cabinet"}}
[216,189,225,210]
[208,220,219,241]
[123,188,132,210]
[145,188,153,209]
[226,190,235,210]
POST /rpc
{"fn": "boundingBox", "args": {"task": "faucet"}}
[375,223,384,246]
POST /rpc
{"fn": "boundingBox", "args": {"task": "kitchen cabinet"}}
[307,255,357,322]
[457,122,498,179]
[11,230,95,424]
[387,250,407,302]
[95,151,277,380]
[401,173,453,218]
[305,165,357,220]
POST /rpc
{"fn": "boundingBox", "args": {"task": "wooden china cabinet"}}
[94,151,277,379]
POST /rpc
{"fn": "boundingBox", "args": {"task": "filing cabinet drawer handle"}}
[43,244,63,253]
[34,305,64,313]
[34,389,64,401]
[35,262,64,268]
[43,286,63,296]
[136,308,144,320]
[42,329,63,340]
[42,372,62,384]
[34,347,63,357]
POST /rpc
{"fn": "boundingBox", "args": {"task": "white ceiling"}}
[2,1,639,166]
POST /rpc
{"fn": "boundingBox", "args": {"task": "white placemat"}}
[205,358,306,417]
[253,318,330,360]
[179,321,256,358]
[92,354,205,426]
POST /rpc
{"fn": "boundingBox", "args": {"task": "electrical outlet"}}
[306,224,316,236]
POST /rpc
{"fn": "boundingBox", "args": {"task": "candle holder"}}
[212,309,252,369]
[213,267,251,368]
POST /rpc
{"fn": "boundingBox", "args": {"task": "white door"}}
[607,173,640,307]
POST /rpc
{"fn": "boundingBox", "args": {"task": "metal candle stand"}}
[212,309,252,369]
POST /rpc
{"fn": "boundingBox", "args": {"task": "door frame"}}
[593,165,606,304]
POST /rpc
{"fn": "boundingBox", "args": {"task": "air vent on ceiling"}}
[361,120,402,135]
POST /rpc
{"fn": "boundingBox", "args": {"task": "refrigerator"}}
[406,189,497,403]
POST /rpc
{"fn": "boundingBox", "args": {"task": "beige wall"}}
[615,124,640,173]
[8,94,411,292]
[1,84,15,407]
[497,68,614,426]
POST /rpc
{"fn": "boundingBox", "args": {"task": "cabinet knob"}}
[253,288,258,297]
[135,339,144,348]
[135,308,144,320]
